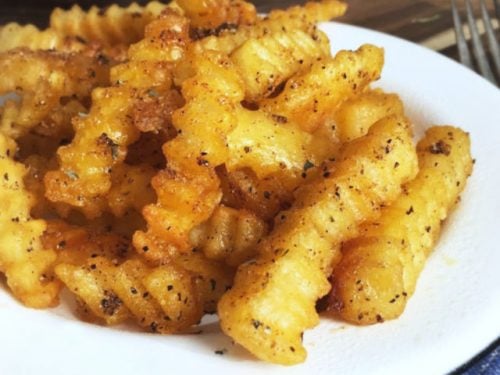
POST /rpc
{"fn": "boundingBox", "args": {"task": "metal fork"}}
[451,0,500,86]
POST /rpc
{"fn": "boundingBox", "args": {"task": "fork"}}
[451,0,500,86]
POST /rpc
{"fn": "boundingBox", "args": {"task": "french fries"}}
[0,0,474,367]
[0,133,60,307]
[261,44,384,133]
[218,116,418,364]
[327,126,473,324]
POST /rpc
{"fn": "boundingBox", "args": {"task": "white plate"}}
[1,22,499,375]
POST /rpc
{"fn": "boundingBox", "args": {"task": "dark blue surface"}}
[453,338,500,375]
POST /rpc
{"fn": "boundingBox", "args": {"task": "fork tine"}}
[465,0,497,84]
[451,0,473,69]
[494,0,500,21]
[480,0,500,78]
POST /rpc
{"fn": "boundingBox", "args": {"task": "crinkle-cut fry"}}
[231,28,331,101]
[190,205,268,267]
[195,0,346,54]
[171,252,234,314]
[218,167,294,222]
[135,51,331,261]
[0,49,110,139]
[133,52,245,261]
[334,89,405,143]
[22,155,70,219]
[226,107,322,180]
[176,0,256,29]
[44,10,189,218]
[108,163,157,217]
[49,1,170,47]
[327,126,473,325]
[261,44,384,133]
[218,116,418,365]
[31,99,86,141]
[0,22,85,53]
[50,222,232,332]
[0,133,60,308]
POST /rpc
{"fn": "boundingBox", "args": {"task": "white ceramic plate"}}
[1,22,499,375]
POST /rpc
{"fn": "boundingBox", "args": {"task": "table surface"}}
[0,1,498,374]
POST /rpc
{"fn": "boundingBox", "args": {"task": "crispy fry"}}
[177,0,257,30]
[133,51,244,261]
[48,221,232,331]
[0,49,110,139]
[0,22,85,53]
[327,126,473,324]
[0,133,60,307]
[261,44,384,133]
[108,163,157,217]
[195,0,346,54]
[218,167,294,221]
[44,10,189,218]
[190,205,268,267]
[218,116,418,364]
[231,28,330,100]
[49,1,170,47]
[335,89,405,143]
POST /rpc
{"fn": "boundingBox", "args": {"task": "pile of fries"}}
[0,0,472,365]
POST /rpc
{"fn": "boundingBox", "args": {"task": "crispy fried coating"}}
[218,167,294,221]
[226,107,322,179]
[133,52,244,262]
[0,22,85,53]
[49,1,169,47]
[177,0,257,30]
[47,221,232,332]
[0,133,60,307]
[0,49,110,139]
[190,205,268,267]
[22,154,68,219]
[218,116,418,364]
[327,126,473,324]
[231,28,330,101]
[334,89,405,143]
[135,48,336,262]
[261,44,384,133]
[195,0,346,54]
[108,163,157,217]
[44,10,189,218]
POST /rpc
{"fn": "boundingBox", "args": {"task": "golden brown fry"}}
[195,0,346,54]
[49,1,169,47]
[107,163,157,217]
[0,133,60,307]
[0,22,85,53]
[327,126,473,324]
[22,154,62,219]
[177,0,256,30]
[44,10,189,218]
[226,107,321,179]
[231,28,330,101]
[335,89,405,143]
[218,167,294,221]
[135,48,334,262]
[48,221,232,332]
[261,44,384,133]
[133,51,244,261]
[218,116,418,364]
[190,205,268,267]
[0,49,110,139]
